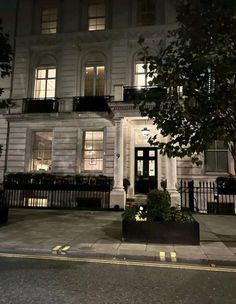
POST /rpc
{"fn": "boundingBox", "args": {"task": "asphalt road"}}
[0,256,236,304]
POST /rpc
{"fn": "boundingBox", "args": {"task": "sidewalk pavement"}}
[0,209,236,266]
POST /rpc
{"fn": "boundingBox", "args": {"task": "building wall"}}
[0,0,231,184]
[0,0,18,180]
[6,117,115,175]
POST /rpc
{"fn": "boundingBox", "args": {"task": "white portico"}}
[109,111,180,208]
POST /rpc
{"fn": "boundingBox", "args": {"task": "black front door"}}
[135,147,157,194]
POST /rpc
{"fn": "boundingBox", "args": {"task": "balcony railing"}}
[7,89,167,115]
[22,98,59,114]
[123,86,167,103]
[73,96,112,113]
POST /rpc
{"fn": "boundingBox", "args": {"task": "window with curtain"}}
[137,0,156,26]
[88,2,106,31]
[31,131,53,172]
[83,131,104,171]
[34,67,56,98]
[85,65,105,96]
[205,141,228,173]
[41,8,58,34]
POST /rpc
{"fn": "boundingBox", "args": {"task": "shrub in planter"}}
[216,176,236,194]
[5,172,55,184]
[122,189,199,245]
[122,204,139,221]
[169,207,195,223]
[146,189,171,222]
[122,204,146,221]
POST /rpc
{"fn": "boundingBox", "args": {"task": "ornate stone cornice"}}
[15,24,175,48]
[109,102,141,118]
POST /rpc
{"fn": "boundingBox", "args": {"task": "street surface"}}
[0,255,236,304]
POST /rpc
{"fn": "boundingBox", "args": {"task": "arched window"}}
[34,55,57,98]
[84,53,105,96]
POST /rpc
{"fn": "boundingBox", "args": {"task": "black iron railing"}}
[73,96,112,113]
[3,174,112,209]
[22,98,59,113]
[180,180,236,215]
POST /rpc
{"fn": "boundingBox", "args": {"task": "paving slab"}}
[0,209,236,266]
[146,244,175,252]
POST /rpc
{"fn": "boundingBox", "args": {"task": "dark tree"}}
[138,0,236,173]
[0,18,13,156]
[0,18,12,99]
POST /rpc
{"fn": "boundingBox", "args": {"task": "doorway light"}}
[141,127,150,138]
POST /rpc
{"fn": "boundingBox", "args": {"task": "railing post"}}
[215,181,220,214]
[188,180,194,212]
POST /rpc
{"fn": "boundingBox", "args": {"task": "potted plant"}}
[0,188,8,224]
[122,189,200,245]
[123,178,130,194]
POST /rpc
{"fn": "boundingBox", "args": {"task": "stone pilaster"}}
[166,156,180,208]
[110,118,126,209]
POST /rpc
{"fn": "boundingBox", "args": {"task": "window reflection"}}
[83,131,104,171]
[137,160,143,176]
[31,131,53,172]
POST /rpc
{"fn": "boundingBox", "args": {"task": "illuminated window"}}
[177,86,183,98]
[31,131,53,172]
[34,67,56,98]
[85,65,105,96]
[134,62,152,87]
[88,2,105,31]
[41,8,58,34]
[207,66,215,95]
[83,131,104,171]
[137,0,155,26]
[205,141,228,173]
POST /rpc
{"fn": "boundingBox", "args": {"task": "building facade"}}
[0,0,232,209]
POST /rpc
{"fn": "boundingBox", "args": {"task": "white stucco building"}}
[0,0,231,209]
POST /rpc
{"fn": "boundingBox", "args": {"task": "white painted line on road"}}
[159,252,166,262]
[0,252,236,273]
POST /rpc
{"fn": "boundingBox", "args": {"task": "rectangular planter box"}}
[122,220,200,245]
[0,207,8,224]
